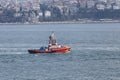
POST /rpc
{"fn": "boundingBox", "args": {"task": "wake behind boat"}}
[28,32,71,54]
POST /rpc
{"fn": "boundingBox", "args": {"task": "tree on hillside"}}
[40,3,48,20]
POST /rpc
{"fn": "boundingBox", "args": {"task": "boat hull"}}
[28,46,71,54]
[28,49,53,54]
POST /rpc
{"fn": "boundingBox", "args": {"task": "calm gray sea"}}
[0,23,120,80]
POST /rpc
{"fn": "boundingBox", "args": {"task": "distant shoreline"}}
[0,20,120,25]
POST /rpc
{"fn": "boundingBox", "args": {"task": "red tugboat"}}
[28,32,71,54]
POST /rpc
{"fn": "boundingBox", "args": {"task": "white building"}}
[98,0,107,3]
[116,0,120,7]
[96,3,106,10]
[38,10,51,17]
[80,0,87,8]
[87,0,95,8]
[45,10,51,17]
[107,0,116,4]
[113,5,120,9]
[31,0,40,10]
[106,4,112,9]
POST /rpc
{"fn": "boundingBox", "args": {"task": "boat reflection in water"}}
[28,32,71,54]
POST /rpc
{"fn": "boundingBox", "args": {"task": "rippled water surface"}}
[0,23,120,80]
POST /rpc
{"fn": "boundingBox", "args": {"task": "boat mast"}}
[49,31,57,46]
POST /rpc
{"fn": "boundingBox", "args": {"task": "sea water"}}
[0,23,120,80]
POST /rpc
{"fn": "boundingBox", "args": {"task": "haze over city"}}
[0,0,120,23]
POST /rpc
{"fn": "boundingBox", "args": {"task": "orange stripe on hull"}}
[28,46,71,54]
[51,46,71,53]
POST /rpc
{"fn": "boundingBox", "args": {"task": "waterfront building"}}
[45,10,51,17]
[106,4,112,9]
[96,3,106,10]
[80,0,87,8]
[98,0,107,3]
[116,0,120,7]
[31,0,40,10]
[107,0,116,4]
[113,5,120,9]
[87,0,95,8]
